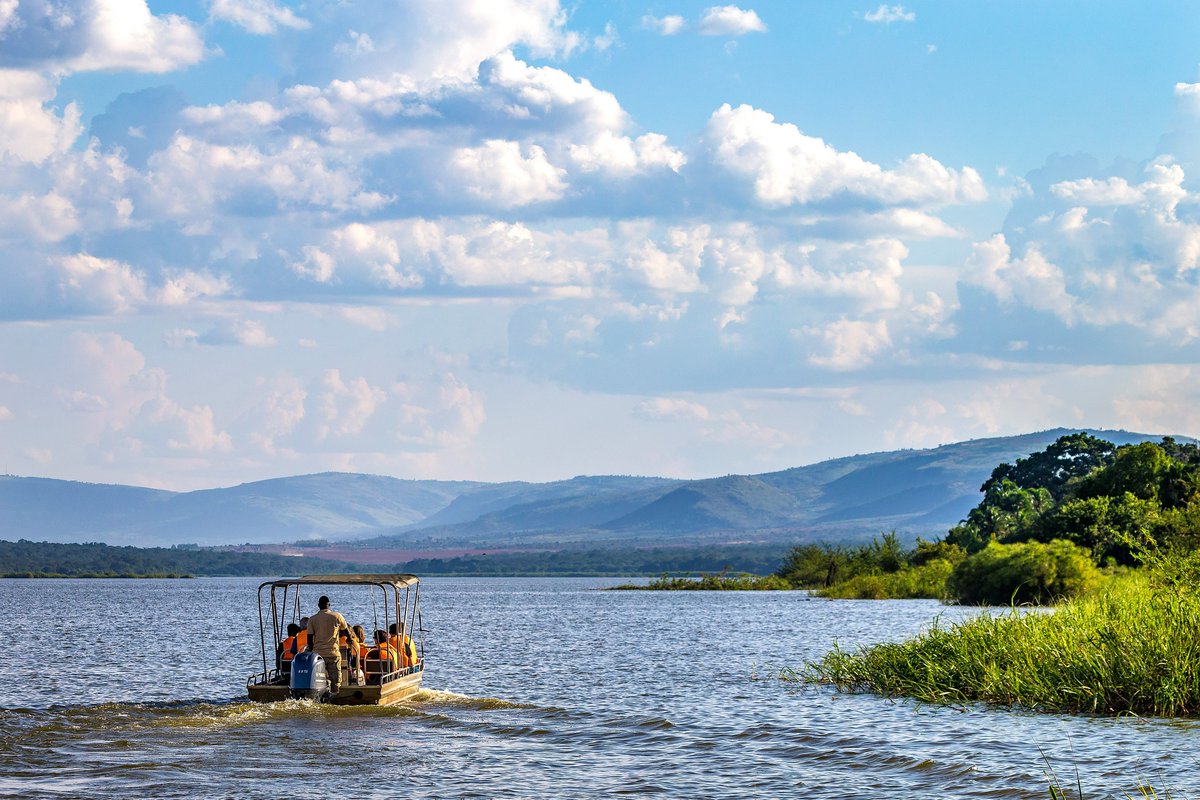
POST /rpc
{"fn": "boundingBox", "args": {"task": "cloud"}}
[0,71,82,163]
[249,377,307,456]
[450,140,567,206]
[317,368,387,440]
[208,0,309,35]
[397,372,487,449]
[642,15,686,35]
[801,318,893,370]
[593,22,618,52]
[60,332,232,456]
[316,0,579,84]
[864,5,916,24]
[964,235,1075,323]
[503,223,959,392]
[632,396,789,451]
[956,157,1200,346]
[0,192,79,242]
[0,0,204,74]
[697,5,767,36]
[634,397,712,421]
[0,248,230,321]
[57,253,149,314]
[1050,176,1145,206]
[291,367,487,451]
[196,319,277,347]
[703,103,986,208]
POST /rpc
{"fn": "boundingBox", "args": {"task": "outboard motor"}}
[290,651,331,701]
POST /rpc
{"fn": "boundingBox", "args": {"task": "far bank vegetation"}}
[776,433,1200,605]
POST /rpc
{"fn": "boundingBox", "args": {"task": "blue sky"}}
[3,1,1200,490]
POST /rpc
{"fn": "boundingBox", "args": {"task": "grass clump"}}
[799,548,1200,715]
[610,570,791,590]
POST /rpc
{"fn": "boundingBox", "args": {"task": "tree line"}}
[0,538,791,578]
[777,433,1200,604]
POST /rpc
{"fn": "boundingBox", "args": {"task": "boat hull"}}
[247,667,423,706]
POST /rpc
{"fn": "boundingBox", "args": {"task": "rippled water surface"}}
[3,577,1199,798]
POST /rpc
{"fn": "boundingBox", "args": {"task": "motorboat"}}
[246,574,424,705]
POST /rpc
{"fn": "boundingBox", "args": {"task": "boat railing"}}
[378,660,424,685]
[247,668,284,687]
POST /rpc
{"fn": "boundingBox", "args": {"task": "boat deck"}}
[247,664,423,706]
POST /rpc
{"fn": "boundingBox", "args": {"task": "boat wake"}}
[410,687,539,711]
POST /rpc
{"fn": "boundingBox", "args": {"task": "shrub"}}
[818,559,956,600]
[946,539,1099,605]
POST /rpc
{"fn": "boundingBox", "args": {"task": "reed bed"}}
[796,574,1200,716]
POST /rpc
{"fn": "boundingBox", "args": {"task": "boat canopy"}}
[259,574,420,590]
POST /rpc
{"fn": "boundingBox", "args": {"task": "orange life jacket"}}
[389,634,417,668]
[365,643,398,674]
[279,631,306,661]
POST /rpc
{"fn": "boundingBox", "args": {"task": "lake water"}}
[2,577,1198,799]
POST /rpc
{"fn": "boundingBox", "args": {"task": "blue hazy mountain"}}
[0,428,1183,547]
[0,473,481,546]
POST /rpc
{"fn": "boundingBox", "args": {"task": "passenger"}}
[295,617,310,655]
[306,596,354,696]
[277,623,303,669]
[388,622,418,669]
[352,624,369,664]
[338,625,362,682]
[365,629,398,683]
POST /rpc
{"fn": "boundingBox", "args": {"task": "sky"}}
[3,1,1200,491]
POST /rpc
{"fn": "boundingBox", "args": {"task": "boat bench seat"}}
[363,658,395,684]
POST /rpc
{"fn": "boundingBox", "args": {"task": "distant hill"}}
[0,472,483,546]
[0,429,1186,548]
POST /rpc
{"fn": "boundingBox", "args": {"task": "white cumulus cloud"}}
[697,5,767,36]
[864,5,915,24]
[451,140,567,206]
[209,0,309,34]
[704,103,985,208]
[642,14,686,35]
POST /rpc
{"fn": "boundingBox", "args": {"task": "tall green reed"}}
[795,571,1200,716]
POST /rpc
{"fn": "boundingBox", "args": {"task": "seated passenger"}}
[353,624,369,664]
[364,629,398,682]
[338,625,362,673]
[295,617,310,653]
[388,622,418,669]
[277,623,303,670]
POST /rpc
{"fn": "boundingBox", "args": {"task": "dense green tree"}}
[777,544,847,587]
[1072,442,1200,513]
[944,479,1053,553]
[1157,436,1200,466]
[981,432,1117,500]
[1035,492,1161,563]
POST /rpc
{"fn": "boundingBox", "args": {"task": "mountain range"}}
[0,428,1180,549]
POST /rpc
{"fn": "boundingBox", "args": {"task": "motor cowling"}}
[289,651,330,701]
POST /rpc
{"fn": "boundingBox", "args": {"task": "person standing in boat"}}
[307,596,353,696]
